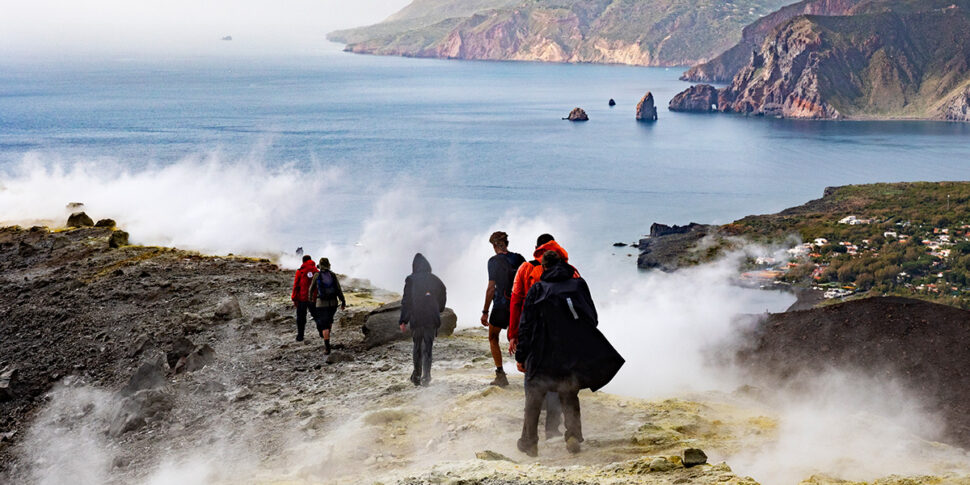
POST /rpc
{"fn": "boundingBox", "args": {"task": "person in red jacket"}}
[291,255,318,342]
[507,234,576,440]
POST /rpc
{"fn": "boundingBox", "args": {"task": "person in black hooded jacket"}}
[399,253,447,387]
[515,250,625,456]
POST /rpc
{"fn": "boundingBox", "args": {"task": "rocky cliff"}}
[334,0,794,67]
[672,0,970,121]
[681,0,863,83]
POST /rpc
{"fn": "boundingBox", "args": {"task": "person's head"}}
[489,231,509,253]
[541,249,561,270]
[302,255,312,263]
[318,257,331,270]
[536,233,554,248]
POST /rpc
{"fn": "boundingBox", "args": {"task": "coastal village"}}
[742,214,970,305]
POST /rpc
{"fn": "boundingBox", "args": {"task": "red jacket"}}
[508,240,576,341]
[291,260,318,303]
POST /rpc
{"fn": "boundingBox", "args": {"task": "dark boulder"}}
[108,230,129,248]
[166,337,196,368]
[175,344,216,374]
[213,296,242,320]
[95,218,116,228]
[67,212,94,228]
[636,92,659,121]
[109,389,174,436]
[683,448,708,467]
[669,84,720,112]
[362,300,457,348]
[0,366,18,401]
[120,356,167,397]
[564,107,589,121]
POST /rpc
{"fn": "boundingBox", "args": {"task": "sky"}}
[0,0,412,59]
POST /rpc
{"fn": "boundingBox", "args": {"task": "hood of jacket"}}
[299,259,318,274]
[412,253,432,274]
[532,240,569,262]
[540,261,577,283]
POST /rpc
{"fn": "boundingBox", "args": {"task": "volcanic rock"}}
[213,296,243,320]
[740,297,970,447]
[108,230,129,248]
[565,108,588,121]
[638,223,712,271]
[683,448,708,467]
[326,351,356,364]
[635,92,658,121]
[0,366,18,401]
[109,388,174,436]
[609,98,616,107]
[167,337,197,368]
[120,356,167,397]
[362,301,457,348]
[67,212,94,228]
[95,218,116,228]
[668,85,719,112]
[175,344,216,374]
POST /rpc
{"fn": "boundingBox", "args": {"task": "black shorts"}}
[489,303,510,330]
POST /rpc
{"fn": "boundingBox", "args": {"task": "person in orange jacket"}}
[507,234,576,440]
[291,255,318,342]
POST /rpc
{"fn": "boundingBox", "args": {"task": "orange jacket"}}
[508,240,576,341]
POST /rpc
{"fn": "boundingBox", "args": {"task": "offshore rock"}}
[636,92,658,121]
[669,85,719,112]
[67,212,94,228]
[565,107,588,121]
[638,223,712,271]
[609,98,616,107]
[362,300,457,348]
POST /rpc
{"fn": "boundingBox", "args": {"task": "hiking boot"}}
[566,436,581,454]
[410,371,421,387]
[490,370,509,388]
[420,377,431,387]
[517,438,538,457]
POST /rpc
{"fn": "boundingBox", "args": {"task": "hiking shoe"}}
[490,370,509,388]
[420,376,432,387]
[566,436,581,454]
[410,371,421,387]
[517,438,538,457]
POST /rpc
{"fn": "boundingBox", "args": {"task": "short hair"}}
[536,234,554,247]
[302,255,312,262]
[318,257,331,269]
[489,231,509,247]
[541,250,561,269]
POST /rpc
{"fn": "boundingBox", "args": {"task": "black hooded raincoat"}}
[400,253,447,331]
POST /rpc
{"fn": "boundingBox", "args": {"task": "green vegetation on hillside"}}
[727,183,970,308]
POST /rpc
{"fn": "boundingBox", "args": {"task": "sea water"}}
[2,46,970,311]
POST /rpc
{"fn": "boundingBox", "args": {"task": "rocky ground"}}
[2,223,970,484]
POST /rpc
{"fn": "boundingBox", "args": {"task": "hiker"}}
[291,255,319,342]
[481,231,526,387]
[307,257,346,355]
[399,253,447,387]
[508,234,572,437]
[515,250,625,457]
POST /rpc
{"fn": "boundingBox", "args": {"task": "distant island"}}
[639,181,970,310]
[327,0,793,67]
[221,35,233,41]
[671,0,970,122]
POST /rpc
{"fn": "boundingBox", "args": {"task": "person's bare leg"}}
[488,324,508,387]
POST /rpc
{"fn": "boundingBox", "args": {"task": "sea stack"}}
[669,84,720,112]
[609,98,616,107]
[565,107,589,121]
[636,92,658,121]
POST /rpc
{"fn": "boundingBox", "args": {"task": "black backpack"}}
[317,271,338,299]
